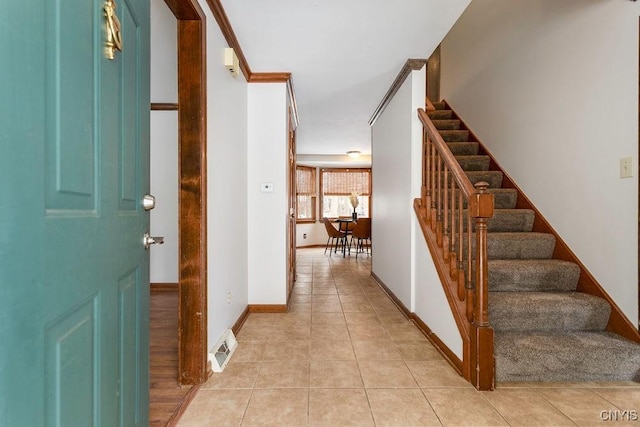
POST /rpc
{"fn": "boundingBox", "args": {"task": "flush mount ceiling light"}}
[346,150,361,159]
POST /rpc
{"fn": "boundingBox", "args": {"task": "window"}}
[296,166,316,222]
[321,168,371,218]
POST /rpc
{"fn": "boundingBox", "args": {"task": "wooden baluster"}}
[449,180,458,279]
[424,132,430,220]
[442,167,449,255]
[457,191,466,301]
[430,143,437,229]
[470,181,495,391]
[465,207,474,322]
[435,155,442,238]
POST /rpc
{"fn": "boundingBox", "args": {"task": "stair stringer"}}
[413,199,473,382]
[442,100,640,344]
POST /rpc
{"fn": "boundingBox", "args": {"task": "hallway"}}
[177,248,640,426]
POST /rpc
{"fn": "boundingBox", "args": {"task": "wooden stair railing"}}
[415,107,495,391]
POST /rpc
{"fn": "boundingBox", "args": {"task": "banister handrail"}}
[415,102,495,391]
[418,108,476,199]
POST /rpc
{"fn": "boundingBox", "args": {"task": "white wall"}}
[200,1,250,348]
[296,222,326,247]
[150,0,178,283]
[441,0,639,324]
[371,67,425,309]
[414,217,463,358]
[247,83,289,305]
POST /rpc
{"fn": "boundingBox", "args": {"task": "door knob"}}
[143,194,156,211]
[143,232,165,250]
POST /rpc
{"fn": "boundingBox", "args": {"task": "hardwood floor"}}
[150,286,197,426]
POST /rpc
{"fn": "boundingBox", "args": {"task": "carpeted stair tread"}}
[494,331,640,382]
[489,209,535,232]
[462,209,535,233]
[490,292,611,332]
[464,171,503,188]
[446,142,479,156]
[488,259,581,292]
[432,101,447,110]
[440,130,470,142]
[428,110,453,120]
[456,155,490,171]
[465,232,556,259]
[432,119,461,130]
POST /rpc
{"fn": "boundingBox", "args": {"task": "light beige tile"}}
[310,360,364,388]
[586,381,640,389]
[384,323,427,341]
[352,340,402,360]
[274,312,311,326]
[396,340,443,361]
[201,362,261,389]
[311,323,351,340]
[367,388,442,426]
[310,339,355,360]
[176,389,251,427]
[262,340,310,361]
[406,360,471,388]
[311,302,343,313]
[339,294,370,304]
[309,389,375,426]
[312,294,341,304]
[231,341,268,363]
[482,388,574,426]
[537,388,621,426]
[347,322,391,340]
[254,360,310,388]
[591,388,640,414]
[288,302,311,313]
[311,312,346,325]
[342,300,375,313]
[336,285,366,295]
[236,325,274,342]
[423,388,509,426]
[289,294,311,304]
[241,389,309,426]
[377,310,410,325]
[344,312,381,326]
[243,313,279,327]
[358,360,418,388]
[269,323,310,341]
[312,286,338,295]
[496,381,585,389]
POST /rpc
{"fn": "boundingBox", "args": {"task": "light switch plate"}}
[261,182,274,192]
[620,157,633,178]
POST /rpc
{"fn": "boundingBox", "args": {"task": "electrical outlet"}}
[620,157,633,178]
[303,233,307,239]
[227,292,231,304]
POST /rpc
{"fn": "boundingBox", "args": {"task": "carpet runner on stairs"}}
[428,102,640,382]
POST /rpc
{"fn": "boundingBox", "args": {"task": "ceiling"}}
[220,0,471,164]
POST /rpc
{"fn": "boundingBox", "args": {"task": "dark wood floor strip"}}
[149,288,195,426]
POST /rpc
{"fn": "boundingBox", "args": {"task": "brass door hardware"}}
[104,0,122,60]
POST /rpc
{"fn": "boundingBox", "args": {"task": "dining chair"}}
[322,217,347,256]
[350,217,371,259]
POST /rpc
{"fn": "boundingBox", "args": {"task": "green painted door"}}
[1,0,150,425]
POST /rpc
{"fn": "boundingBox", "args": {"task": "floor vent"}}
[209,329,237,373]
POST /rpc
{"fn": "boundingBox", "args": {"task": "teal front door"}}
[1,0,151,425]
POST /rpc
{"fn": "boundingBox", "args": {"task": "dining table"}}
[334,217,355,257]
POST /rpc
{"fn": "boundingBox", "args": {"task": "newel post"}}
[469,182,495,391]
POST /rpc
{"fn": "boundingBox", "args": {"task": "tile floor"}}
[177,248,640,426]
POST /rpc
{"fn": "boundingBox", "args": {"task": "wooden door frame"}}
[161,0,208,385]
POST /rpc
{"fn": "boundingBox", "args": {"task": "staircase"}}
[427,101,640,383]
